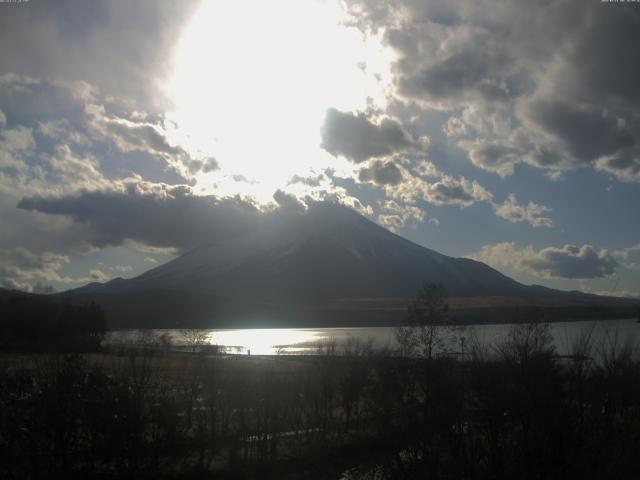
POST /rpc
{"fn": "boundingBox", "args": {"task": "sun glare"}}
[210,328,321,355]
[166,0,391,201]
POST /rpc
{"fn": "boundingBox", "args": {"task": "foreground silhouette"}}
[1,326,640,478]
[1,288,640,478]
[0,295,106,352]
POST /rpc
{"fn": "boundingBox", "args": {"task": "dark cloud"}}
[399,49,511,104]
[358,160,403,185]
[524,99,637,163]
[17,184,266,252]
[320,108,421,163]
[0,0,200,110]
[188,157,219,175]
[522,244,618,279]
[458,138,521,177]
[346,0,640,182]
[559,4,640,109]
[200,157,219,173]
[367,2,524,109]
[273,189,306,213]
[103,120,189,160]
[0,190,105,255]
[472,243,618,279]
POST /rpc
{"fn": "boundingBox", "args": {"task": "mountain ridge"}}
[54,202,636,328]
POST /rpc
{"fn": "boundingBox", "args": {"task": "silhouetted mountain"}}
[58,203,636,328]
[0,287,31,301]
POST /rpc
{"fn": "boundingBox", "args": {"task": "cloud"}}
[320,108,424,163]
[398,44,511,106]
[89,269,108,282]
[458,137,522,177]
[17,182,268,252]
[365,161,554,227]
[230,174,256,184]
[372,162,493,209]
[0,124,36,171]
[345,0,640,182]
[188,157,219,175]
[98,118,193,170]
[200,157,219,173]
[304,186,374,217]
[358,160,403,185]
[492,193,554,228]
[613,243,640,271]
[126,240,179,255]
[110,264,133,273]
[359,1,522,111]
[422,175,492,207]
[273,189,307,213]
[0,246,70,290]
[0,189,107,257]
[581,289,640,300]
[0,125,35,152]
[377,199,426,231]
[15,181,372,257]
[470,242,618,279]
[0,76,197,196]
[523,100,636,164]
[522,245,618,279]
[0,0,199,110]
[288,173,325,187]
[0,246,134,291]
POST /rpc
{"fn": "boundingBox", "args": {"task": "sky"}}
[0,0,639,297]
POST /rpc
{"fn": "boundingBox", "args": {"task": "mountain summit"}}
[61,202,627,328]
[139,202,525,298]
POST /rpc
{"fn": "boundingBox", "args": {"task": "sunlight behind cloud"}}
[166,0,392,201]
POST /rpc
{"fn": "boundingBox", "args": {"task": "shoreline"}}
[103,315,639,333]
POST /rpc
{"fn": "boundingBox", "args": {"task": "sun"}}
[165,0,391,202]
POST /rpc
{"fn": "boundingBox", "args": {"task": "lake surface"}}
[105,318,640,356]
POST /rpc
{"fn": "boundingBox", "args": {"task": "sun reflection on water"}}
[209,328,322,355]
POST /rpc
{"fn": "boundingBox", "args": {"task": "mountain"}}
[58,202,636,328]
[0,287,32,301]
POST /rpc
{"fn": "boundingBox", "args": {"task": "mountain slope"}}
[59,202,633,328]
[99,203,526,299]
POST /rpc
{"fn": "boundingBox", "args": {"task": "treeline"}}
[2,325,640,479]
[0,295,106,351]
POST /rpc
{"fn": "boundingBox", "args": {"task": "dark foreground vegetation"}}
[0,295,106,352]
[1,323,640,479]
[2,287,640,479]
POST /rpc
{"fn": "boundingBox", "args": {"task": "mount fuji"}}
[59,202,632,328]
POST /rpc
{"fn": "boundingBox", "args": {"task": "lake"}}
[105,318,640,356]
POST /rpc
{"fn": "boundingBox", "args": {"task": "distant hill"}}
[0,287,31,301]
[56,202,637,329]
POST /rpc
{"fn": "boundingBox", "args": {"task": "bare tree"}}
[496,318,555,365]
[180,329,210,353]
[395,283,455,359]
